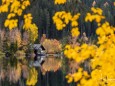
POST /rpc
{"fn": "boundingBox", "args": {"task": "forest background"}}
[0,0,115,39]
[0,0,115,86]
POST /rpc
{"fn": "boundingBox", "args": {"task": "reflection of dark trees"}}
[38,70,76,86]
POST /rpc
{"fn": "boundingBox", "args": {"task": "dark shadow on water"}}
[37,70,76,86]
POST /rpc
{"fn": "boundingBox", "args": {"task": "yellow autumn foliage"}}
[53,2,115,85]
[0,0,38,41]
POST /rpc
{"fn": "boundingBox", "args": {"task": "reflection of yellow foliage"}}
[7,63,22,83]
[22,65,29,79]
[26,68,38,86]
[41,57,62,74]
[15,50,25,60]
[54,0,66,4]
